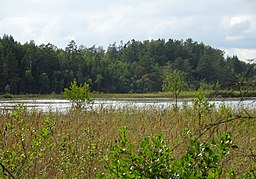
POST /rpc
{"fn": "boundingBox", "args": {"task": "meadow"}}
[0,93,256,178]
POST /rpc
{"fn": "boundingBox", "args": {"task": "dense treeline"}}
[0,34,255,94]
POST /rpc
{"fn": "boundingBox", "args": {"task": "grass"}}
[1,89,256,99]
[0,93,64,99]
[0,91,193,99]
[0,100,256,178]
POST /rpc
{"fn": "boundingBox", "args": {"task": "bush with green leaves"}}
[100,127,238,178]
[192,88,215,126]
[0,105,54,178]
[99,127,173,178]
[63,79,93,109]
[172,132,238,178]
[162,70,186,109]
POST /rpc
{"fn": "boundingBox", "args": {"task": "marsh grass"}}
[1,88,256,100]
[0,102,255,178]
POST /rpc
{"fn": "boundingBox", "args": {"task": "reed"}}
[1,89,256,99]
[0,102,255,178]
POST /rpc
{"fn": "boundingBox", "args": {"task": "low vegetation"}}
[1,88,256,100]
[63,79,93,109]
[162,70,186,108]
[0,81,255,178]
[0,94,256,178]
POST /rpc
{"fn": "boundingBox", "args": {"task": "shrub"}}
[100,127,238,178]
[162,70,186,109]
[63,79,93,109]
[172,132,238,178]
[0,105,54,178]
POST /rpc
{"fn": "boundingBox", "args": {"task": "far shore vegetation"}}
[0,35,256,96]
[1,89,256,99]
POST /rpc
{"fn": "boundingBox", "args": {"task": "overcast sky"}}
[0,0,256,60]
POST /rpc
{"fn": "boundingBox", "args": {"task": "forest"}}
[0,34,255,94]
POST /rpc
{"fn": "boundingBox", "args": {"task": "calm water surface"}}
[0,98,256,112]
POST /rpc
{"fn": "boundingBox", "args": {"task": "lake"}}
[0,98,256,113]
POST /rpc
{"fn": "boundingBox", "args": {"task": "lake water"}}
[0,98,256,112]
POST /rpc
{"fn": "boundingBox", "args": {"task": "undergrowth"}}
[0,96,256,178]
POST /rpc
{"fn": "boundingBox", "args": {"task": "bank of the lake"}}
[1,89,256,99]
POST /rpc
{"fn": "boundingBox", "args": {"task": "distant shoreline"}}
[1,90,256,99]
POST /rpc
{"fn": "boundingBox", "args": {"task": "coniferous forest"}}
[0,34,255,94]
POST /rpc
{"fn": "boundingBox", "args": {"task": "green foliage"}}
[4,85,10,93]
[163,70,186,108]
[193,88,215,126]
[57,127,99,178]
[100,127,238,178]
[173,132,238,178]
[243,165,256,178]
[0,105,54,178]
[100,127,173,178]
[0,104,255,177]
[1,35,255,94]
[63,79,93,109]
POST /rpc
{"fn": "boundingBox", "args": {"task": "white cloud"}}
[219,15,256,49]
[230,16,249,26]
[224,48,256,61]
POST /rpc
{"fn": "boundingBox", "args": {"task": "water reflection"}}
[0,98,256,112]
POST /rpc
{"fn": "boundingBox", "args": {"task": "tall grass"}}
[0,102,255,178]
[1,89,256,99]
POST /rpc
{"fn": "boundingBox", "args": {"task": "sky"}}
[0,0,256,61]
